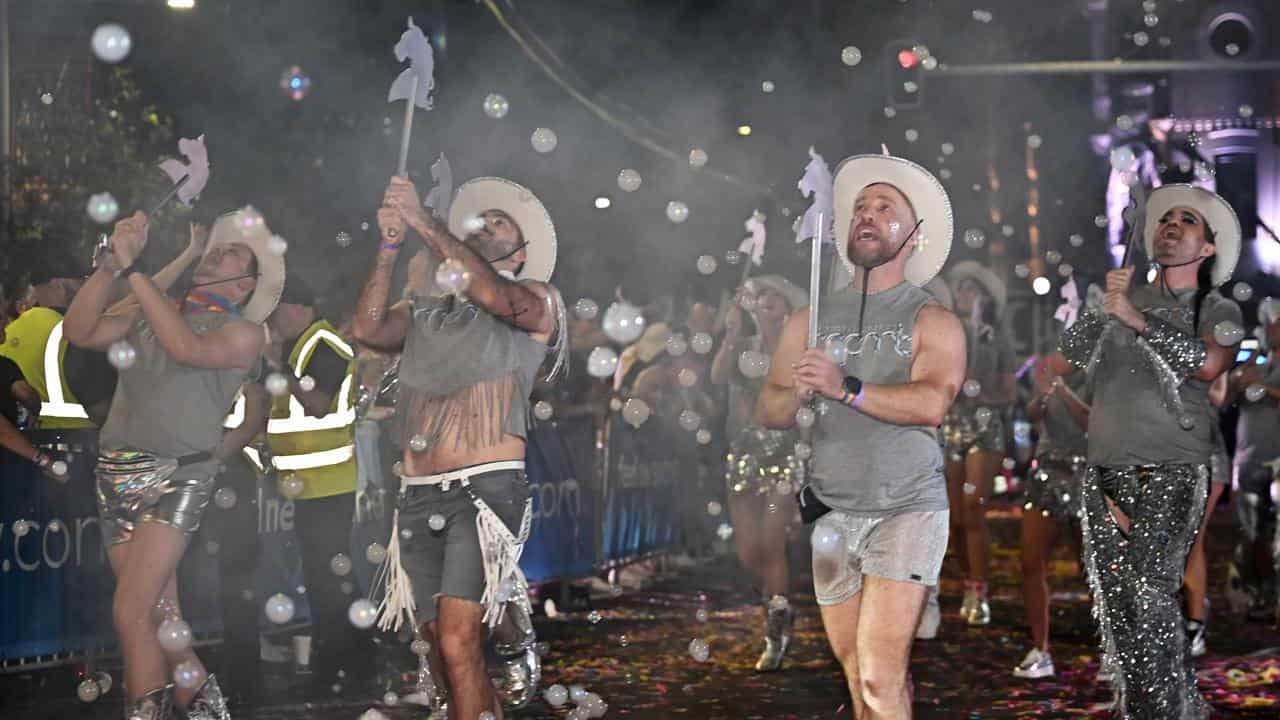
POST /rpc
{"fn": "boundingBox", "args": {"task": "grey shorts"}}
[811,509,949,606]
[396,468,530,623]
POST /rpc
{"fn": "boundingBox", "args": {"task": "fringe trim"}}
[402,374,516,455]
[543,285,570,383]
[469,489,533,629]
[374,507,417,633]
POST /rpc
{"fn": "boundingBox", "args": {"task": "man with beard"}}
[353,175,566,719]
[759,153,963,718]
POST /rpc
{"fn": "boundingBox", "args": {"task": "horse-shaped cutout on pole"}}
[154,135,210,212]
[794,146,833,246]
[389,17,436,177]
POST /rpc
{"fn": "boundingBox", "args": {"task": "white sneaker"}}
[1012,648,1055,679]
[915,588,940,640]
[1186,618,1207,658]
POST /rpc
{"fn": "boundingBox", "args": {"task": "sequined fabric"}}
[725,427,804,496]
[1140,316,1208,381]
[1058,309,1107,371]
[1024,454,1085,519]
[1079,464,1209,720]
[941,407,1006,461]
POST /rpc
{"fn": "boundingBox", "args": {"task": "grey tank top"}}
[1036,371,1089,457]
[1086,286,1241,467]
[1235,360,1280,470]
[396,294,546,452]
[811,281,948,517]
[100,312,248,464]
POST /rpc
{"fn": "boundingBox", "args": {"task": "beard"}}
[847,237,896,269]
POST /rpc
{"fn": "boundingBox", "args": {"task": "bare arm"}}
[215,382,268,461]
[350,206,412,351]
[10,381,41,420]
[126,272,264,371]
[793,303,965,427]
[64,264,136,349]
[105,225,206,316]
[756,306,809,429]
[1057,382,1091,430]
[1193,336,1237,383]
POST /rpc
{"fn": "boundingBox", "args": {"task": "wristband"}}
[113,260,138,279]
[379,240,403,252]
[850,388,866,409]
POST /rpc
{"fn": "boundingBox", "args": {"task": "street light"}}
[167,0,196,9]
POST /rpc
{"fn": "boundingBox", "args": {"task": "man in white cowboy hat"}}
[1049,184,1243,718]
[353,175,567,719]
[63,207,284,720]
[758,153,965,717]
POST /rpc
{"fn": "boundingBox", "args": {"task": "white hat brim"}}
[831,154,953,289]
[1143,184,1240,287]
[206,207,286,324]
[947,260,1007,314]
[448,177,557,283]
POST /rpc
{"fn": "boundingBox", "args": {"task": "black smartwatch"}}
[842,375,863,396]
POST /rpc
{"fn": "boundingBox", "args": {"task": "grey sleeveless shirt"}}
[99,311,249,465]
[811,281,948,517]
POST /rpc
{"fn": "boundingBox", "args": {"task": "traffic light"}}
[883,40,925,109]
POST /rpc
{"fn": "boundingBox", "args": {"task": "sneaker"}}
[915,588,940,640]
[1186,618,1207,658]
[754,596,793,672]
[1012,648,1055,679]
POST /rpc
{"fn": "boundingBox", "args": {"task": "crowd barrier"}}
[0,413,684,665]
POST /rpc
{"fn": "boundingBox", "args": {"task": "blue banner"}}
[599,417,679,563]
[520,416,597,582]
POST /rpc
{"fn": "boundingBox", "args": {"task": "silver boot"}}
[125,685,173,720]
[489,569,541,708]
[754,595,793,672]
[185,674,229,720]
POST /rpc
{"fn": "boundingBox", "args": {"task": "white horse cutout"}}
[388,16,435,110]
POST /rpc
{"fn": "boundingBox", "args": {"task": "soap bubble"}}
[695,608,709,622]
[688,149,708,168]
[545,685,570,707]
[617,169,642,192]
[716,522,733,539]
[87,193,120,224]
[1069,233,1085,247]
[975,407,993,426]
[408,435,428,452]
[279,474,304,499]
[77,678,101,703]
[884,106,897,118]
[602,302,646,344]
[737,350,770,379]
[264,593,295,624]
[1225,42,1241,56]
[587,611,602,625]
[157,618,193,653]
[173,660,205,689]
[1232,282,1254,302]
[330,553,352,577]
[678,368,698,387]
[91,24,132,63]
[574,298,599,320]
[265,372,289,396]
[482,93,510,119]
[696,255,718,275]
[108,340,137,369]
[826,339,848,365]
[794,441,812,460]
[1014,263,1031,279]
[213,487,237,509]
[382,691,399,706]
[905,129,919,143]
[622,398,651,428]
[410,638,431,656]
[40,92,53,105]
[761,80,775,93]
[435,258,471,294]
[533,401,553,421]
[1245,384,1266,403]
[1239,104,1254,119]
[1046,250,1062,265]
[1133,31,1149,47]
[1058,263,1074,277]
[706,501,722,517]
[334,231,352,248]
[1213,320,1244,346]
[666,201,690,223]
[266,234,288,256]
[795,407,816,428]
[1179,414,1196,430]
[972,9,993,23]
[691,332,713,354]
[666,333,688,356]
[688,638,711,662]
[50,460,68,478]
[586,347,619,378]
[963,228,986,249]
[428,514,446,531]
[962,379,981,397]
[840,46,863,66]
[1002,224,1016,237]
[1027,135,1043,149]
[279,66,312,101]
[348,598,378,629]
[1094,214,1108,228]
[294,374,315,392]
[724,249,743,266]
[366,543,387,564]
[531,128,558,153]
[1110,146,1136,172]
[678,410,702,432]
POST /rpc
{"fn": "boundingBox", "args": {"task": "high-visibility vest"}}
[0,312,96,430]
[227,320,356,499]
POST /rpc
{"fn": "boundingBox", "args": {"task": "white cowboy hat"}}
[206,206,286,324]
[1143,184,1240,287]
[831,153,953,287]
[448,177,557,283]
[947,260,1007,315]
[745,274,807,312]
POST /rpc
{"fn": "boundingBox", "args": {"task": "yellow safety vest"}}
[0,312,96,430]
[227,320,356,499]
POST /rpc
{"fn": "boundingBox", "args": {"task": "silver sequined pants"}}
[1080,464,1209,720]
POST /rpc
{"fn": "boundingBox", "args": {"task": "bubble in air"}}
[108,340,137,369]
[737,350,770,379]
[533,401,553,421]
[586,347,619,378]
[678,410,702,432]
[666,201,690,224]
[696,429,712,445]
[840,46,863,66]
[435,258,471,294]
[157,618,193,653]
[264,593,296,624]
[330,553,352,577]
[77,678,101,703]
[688,149,708,168]
[1213,320,1244,346]
[617,169,642,192]
[574,298,599,320]
[87,192,120,224]
[409,435,428,452]
[91,24,132,63]
[428,514,446,531]
[962,379,981,397]
[348,598,378,629]
[690,332,713,354]
[213,486,237,510]
[964,229,986,249]
[173,660,206,689]
[279,474,304,499]
[531,128,558,153]
[1232,282,1253,302]
[366,543,387,564]
[482,93,510,119]
[666,334,688,357]
[696,255,718,275]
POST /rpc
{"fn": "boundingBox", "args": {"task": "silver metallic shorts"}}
[942,406,1006,460]
[1025,453,1086,519]
[95,449,219,545]
[811,509,949,606]
[725,427,805,497]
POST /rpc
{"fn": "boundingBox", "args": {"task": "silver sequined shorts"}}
[1025,454,1086,519]
[96,452,220,546]
[725,428,805,496]
[811,509,949,605]
[943,407,1006,460]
